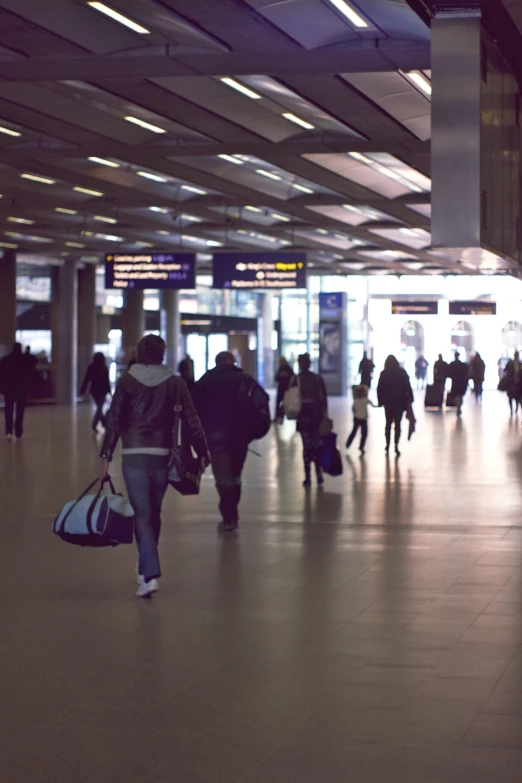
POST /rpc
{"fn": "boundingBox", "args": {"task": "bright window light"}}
[73,186,104,196]
[327,0,369,28]
[245,206,261,212]
[181,185,207,195]
[220,78,261,100]
[20,173,55,184]
[7,217,34,224]
[256,169,282,181]
[137,171,168,182]
[94,215,117,223]
[0,125,20,137]
[403,71,432,96]
[124,116,166,134]
[181,214,202,222]
[87,2,150,34]
[55,207,78,215]
[88,156,120,168]
[218,154,243,165]
[292,183,313,194]
[271,213,290,222]
[149,206,169,213]
[282,113,315,131]
[65,241,85,248]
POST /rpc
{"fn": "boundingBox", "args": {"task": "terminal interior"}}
[2,0,522,781]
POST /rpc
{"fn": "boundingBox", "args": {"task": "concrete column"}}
[121,289,144,362]
[261,292,274,388]
[77,264,96,390]
[0,249,17,360]
[51,261,78,405]
[160,290,181,371]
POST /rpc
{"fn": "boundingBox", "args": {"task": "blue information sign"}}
[213,252,307,290]
[105,252,196,290]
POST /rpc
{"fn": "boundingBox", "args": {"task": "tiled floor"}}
[2,390,522,781]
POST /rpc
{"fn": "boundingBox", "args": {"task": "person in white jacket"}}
[345,384,376,455]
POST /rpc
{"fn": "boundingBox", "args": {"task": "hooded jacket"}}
[192,363,251,453]
[100,364,208,462]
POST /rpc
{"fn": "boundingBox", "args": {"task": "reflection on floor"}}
[2,391,522,782]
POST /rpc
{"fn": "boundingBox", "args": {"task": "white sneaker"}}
[135,562,144,585]
[135,579,159,598]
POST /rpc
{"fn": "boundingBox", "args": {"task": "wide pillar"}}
[0,249,17,360]
[260,292,274,388]
[77,264,96,390]
[51,261,78,405]
[121,289,144,362]
[160,290,181,371]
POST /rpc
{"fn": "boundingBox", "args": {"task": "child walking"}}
[346,384,376,455]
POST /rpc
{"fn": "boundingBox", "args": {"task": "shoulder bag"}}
[168,398,203,496]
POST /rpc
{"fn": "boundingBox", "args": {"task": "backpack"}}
[237,375,271,442]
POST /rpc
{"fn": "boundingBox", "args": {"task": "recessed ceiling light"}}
[21,173,55,184]
[292,183,313,194]
[400,227,417,235]
[220,78,261,100]
[88,156,120,168]
[256,169,282,181]
[271,213,291,222]
[55,207,78,215]
[317,229,328,234]
[245,206,261,212]
[149,206,169,213]
[280,240,291,245]
[0,125,21,137]
[157,230,170,235]
[181,185,207,195]
[95,233,123,241]
[124,116,166,134]
[237,229,248,234]
[218,154,244,165]
[327,0,369,28]
[135,241,153,247]
[87,2,150,34]
[0,241,18,247]
[282,113,315,131]
[348,151,372,164]
[65,241,85,248]
[73,186,104,196]
[137,171,168,182]
[206,240,222,247]
[181,235,200,242]
[342,204,362,213]
[7,217,34,225]
[403,71,432,96]
[94,215,117,223]
[181,214,202,222]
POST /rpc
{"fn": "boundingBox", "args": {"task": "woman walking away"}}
[296,353,328,486]
[469,352,485,402]
[504,351,521,415]
[274,356,293,422]
[80,352,111,433]
[377,355,414,457]
[346,384,376,455]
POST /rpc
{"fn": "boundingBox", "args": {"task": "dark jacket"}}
[100,364,208,462]
[433,359,448,383]
[80,363,111,398]
[275,364,293,393]
[469,356,485,385]
[504,358,520,398]
[296,370,328,432]
[192,364,252,453]
[359,358,374,384]
[0,350,33,397]
[377,366,413,413]
[448,359,469,396]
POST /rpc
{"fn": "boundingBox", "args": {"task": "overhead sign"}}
[392,301,439,315]
[105,253,196,290]
[212,252,307,290]
[449,301,496,316]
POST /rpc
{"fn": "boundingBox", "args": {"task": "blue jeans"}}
[122,459,169,581]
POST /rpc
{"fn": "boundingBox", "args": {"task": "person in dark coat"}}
[447,351,469,417]
[0,342,33,440]
[192,351,254,531]
[433,354,448,384]
[377,355,414,457]
[80,352,111,433]
[503,351,521,414]
[295,353,328,486]
[359,352,375,388]
[178,354,195,390]
[274,356,293,422]
[415,355,429,389]
[469,352,486,402]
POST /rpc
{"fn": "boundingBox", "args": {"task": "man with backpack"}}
[193,351,269,532]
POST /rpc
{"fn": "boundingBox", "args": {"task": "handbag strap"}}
[173,382,183,447]
[58,478,108,533]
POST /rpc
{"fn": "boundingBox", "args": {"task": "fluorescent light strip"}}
[137,171,168,182]
[181,185,207,195]
[149,206,169,213]
[55,207,78,215]
[135,241,153,247]
[403,71,432,96]
[327,0,369,28]
[218,154,243,165]
[65,242,85,248]
[73,186,104,196]
[124,116,166,134]
[316,229,328,235]
[237,229,248,235]
[245,206,261,212]
[220,77,261,100]
[271,214,290,222]
[256,169,282,181]
[181,235,200,242]
[87,2,150,34]
[94,215,117,224]
[206,240,222,247]
[292,183,313,194]
[0,241,17,247]
[157,230,170,235]
[96,233,122,241]
[88,156,120,168]
[0,125,20,137]
[7,217,34,225]
[181,214,202,222]
[21,173,55,184]
[348,151,372,164]
[282,112,315,131]
[342,204,362,214]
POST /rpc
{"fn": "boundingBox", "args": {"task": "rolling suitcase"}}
[445,392,457,407]
[424,383,444,408]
